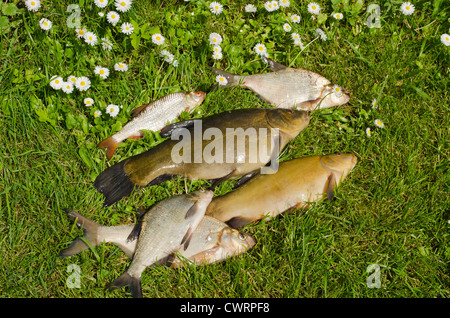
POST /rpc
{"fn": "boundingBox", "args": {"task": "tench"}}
[106,189,212,298]
[206,153,357,228]
[98,91,206,160]
[209,58,350,110]
[59,210,255,268]
[94,108,310,207]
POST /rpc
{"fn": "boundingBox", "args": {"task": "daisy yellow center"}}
[89,36,93,40]
[337,14,341,18]
[66,85,70,89]
[80,81,85,86]
[71,78,76,82]
[259,47,263,51]
[119,64,124,68]
[94,113,99,117]
[156,36,161,40]
[406,6,410,10]
[44,22,48,26]
[100,70,104,74]
[86,101,91,105]
[312,5,316,9]
[446,37,449,41]
[79,30,84,35]
[110,108,115,112]
[220,78,224,81]
[335,87,341,92]
[121,2,126,6]
[31,2,35,5]
[126,27,129,30]
[55,80,60,84]
[215,6,219,9]
[112,15,116,19]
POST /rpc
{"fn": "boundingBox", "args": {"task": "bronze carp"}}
[94,108,310,207]
[206,153,357,228]
[106,189,212,298]
[210,58,350,110]
[98,91,206,160]
[59,210,255,268]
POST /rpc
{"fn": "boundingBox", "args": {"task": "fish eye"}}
[238,233,246,240]
[195,92,201,96]
[337,153,341,156]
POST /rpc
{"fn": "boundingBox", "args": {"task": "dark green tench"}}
[94,108,310,206]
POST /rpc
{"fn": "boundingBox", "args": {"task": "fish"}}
[206,153,358,228]
[59,210,255,268]
[94,108,310,207]
[98,91,206,160]
[105,189,213,298]
[209,58,350,110]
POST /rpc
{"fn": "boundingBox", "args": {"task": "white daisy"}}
[333,84,343,97]
[152,33,165,45]
[209,32,222,45]
[49,76,63,90]
[264,1,275,12]
[75,28,87,39]
[114,62,128,72]
[365,127,372,137]
[372,99,377,109]
[84,32,98,46]
[245,4,257,12]
[94,66,110,80]
[291,14,301,23]
[315,28,327,41]
[98,12,105,17]
[159,50,174,63]
[67,76,78,85]
[307,2,321,15]
[216,75,228,86]
[115,0,133,12]
[61,82,74,94]
[94,0,108,8]
[374,119,385,129]
[75,76,91,91]
[254,43,268,57]
[291,33,301,41]
[400,2,415,16]
[440,34,450,46]
[209,2,223,15]
[279,0,290,8]
[84,98,94,107]
[25,0,41,12]
[39,18,52,31]
[121,22,134,35]
[172,59,179,67]
[93,110,102,118]
[106,11,120,25]
[106,104,120,117]
[271,1,279,10]
[212,51,223,60]
[101,37,113,51]
[333,12,344,20]
[293,39,305,50]
[212,45,222,53]
[283,23,292,32]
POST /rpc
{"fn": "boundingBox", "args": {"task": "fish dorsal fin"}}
[159,119,198,138]
[131,103,151,118]
[185,201,200,219]
[326,173,337,202]
[264,57,289,72]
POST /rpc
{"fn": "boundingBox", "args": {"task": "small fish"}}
[209,58,350,110]
[206,153,357,228]
[59,211,255,269]
[98,91,206,160]
[94,108,310,207]
[106,189,213,298]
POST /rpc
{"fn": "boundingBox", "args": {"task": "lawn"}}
[0,0,448,299]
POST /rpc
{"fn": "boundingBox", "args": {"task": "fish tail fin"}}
[94,160,136,207]
[59,209,100,257]
[207,66,243,87]
[97,136,120,161]
[106,272,143,298]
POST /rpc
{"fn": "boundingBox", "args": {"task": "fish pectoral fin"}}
[209,169,237,191]
[264,57,289,72]
[106,272,143,298]
[127,220,143,243]
[232,170,259,189]
[180,226,194,251]
[296,98,322,110]
[97,136,120,161]
[326,173,337,202]
[227,216,253,229]
[159,119,199,138]
[187,247,220,265]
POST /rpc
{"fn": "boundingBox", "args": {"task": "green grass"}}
[0,0,449,298]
